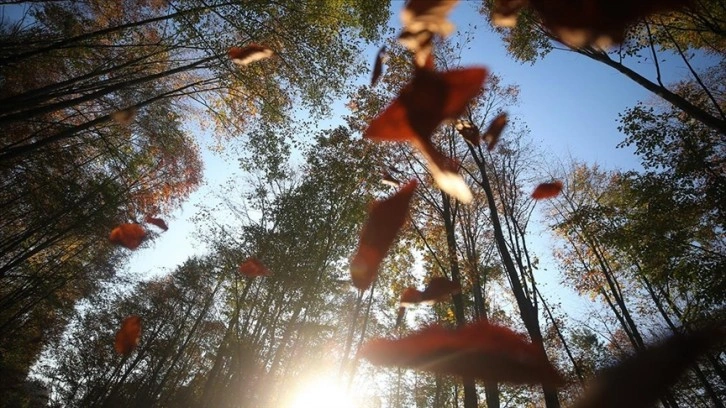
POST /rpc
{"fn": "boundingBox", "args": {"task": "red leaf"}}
[144,215,168,231]
[531,181,563,200]
[371,46,387,86]
[350,180,418,290]
[455,120,481,146]
[492,0,690,47]
[115,315,142,355]
[364,68,485,203]
[239,258,272,277]
[109,223,146,250]
[359,320,563,386]
[228,44,273,66]
[573,323,725,408]
[483,113,507,151]
[365,67,487,143]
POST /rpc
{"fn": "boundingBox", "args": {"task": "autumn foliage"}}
[238,258,272,277]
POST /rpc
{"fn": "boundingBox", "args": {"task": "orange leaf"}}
[228,44,273,66]
[109,223,146,250]
[573,323,725,408]
[531,181,563,200]
[492,0,691,47]
[144,215,168,231]
[483,113,507,151]
[115,315,142,355]
[359,320,563,386]
[371,46,387,86]
[239,258,272,277]
[381,171,401,188]
[350,180,418,290]
[111,107,137,126]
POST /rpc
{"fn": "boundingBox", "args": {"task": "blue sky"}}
[124,1,706,318]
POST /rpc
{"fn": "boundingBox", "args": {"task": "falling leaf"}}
[144,215,168,231]
[573,323,725,408]
[400,276,461,306]
[531,181,563,200]
[115,315,142,355]
[400,287,425,306]
[112,107,137,126]
[401,0,459,38]
[491,0,691,47]
[371,46,387,86]
[395,306,406,328]
[381,171,401,188]
[109,223,146,250]
[455,119,481,146]
[359,320,563,386]
[350,180,418,290]
[483,113,507,151]
[239,258,272,277]
[398,29,434,68]
[228,44,273,66]
[364,67,485,203]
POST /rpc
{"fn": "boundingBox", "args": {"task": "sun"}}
[286,376,359,408]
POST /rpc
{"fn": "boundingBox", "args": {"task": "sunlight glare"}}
[287,376,358,408]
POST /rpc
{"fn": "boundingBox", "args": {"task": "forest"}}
[0,0,724,407]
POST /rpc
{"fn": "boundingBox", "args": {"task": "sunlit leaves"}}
[491,0,692,47]
[532,181,563,199]
[228,44,274,66]
[114,315,142,355]
[455,119,480,146]
[399,276,461,306]
[360,320,564,385]
[364,67,486,203]
[144,215,168,231]
[573,324,725,408]
[351,180,418,290]
[109,223,146,250]
[239,258,272,277]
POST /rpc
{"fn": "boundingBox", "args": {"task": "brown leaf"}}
[381,171,401,188]
[239,258,272,277]
[492,0,691,47]
[573,324,725,408]
[228,44,273,66]
[401,0,460,37]
[400,277,461,306]
[109,223,146,250]
[421,276,461,302]
[364,67,485,203]
[371,46,387,86]
[359,320,563,386]
[144,215,168,231]
[115,315,142,355]
[395,306,407,328]
[398,29,434,68]
[350,180,418,290]
[455,119,481,146]
[400,287,425,306]
[483,113,507,151]
[531,181,563,200]
[111,107,137,126]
